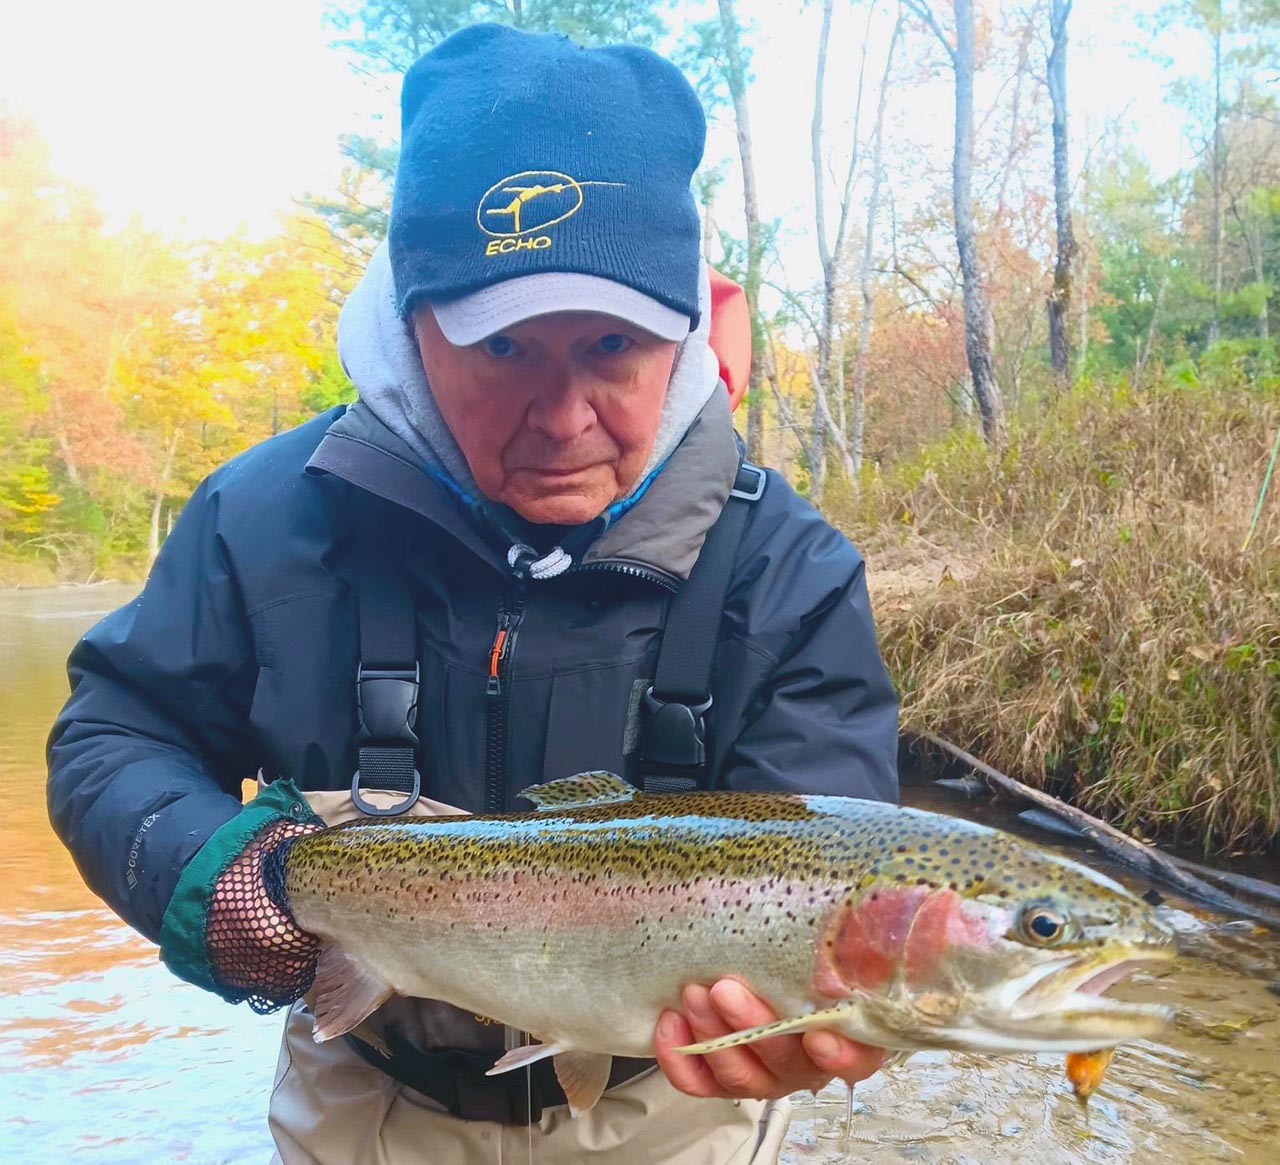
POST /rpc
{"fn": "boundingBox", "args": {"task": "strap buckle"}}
[355,663,420,746]
[729,463,766,502]
[641,686,712,770]
[352,663,421,817]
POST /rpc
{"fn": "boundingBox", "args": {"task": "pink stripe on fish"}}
[374,867,795,930]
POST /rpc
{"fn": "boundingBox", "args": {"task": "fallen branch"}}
[914,732,1280,930]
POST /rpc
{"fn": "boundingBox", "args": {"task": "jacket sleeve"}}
[716,494,899,804]
[47,479,261,943]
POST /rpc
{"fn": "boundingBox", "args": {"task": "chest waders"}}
[343,462,765,1125]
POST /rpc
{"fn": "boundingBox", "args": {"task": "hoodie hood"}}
[317,244,740,582]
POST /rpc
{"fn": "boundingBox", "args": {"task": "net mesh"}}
[206,815,323,1013]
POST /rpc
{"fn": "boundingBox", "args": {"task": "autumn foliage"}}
[0,112,357,580]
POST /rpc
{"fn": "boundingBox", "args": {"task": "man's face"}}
[414,309,679,525]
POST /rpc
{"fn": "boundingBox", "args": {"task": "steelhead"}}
[275,772,1175,1114]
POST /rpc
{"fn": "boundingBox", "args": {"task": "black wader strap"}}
[351,496,420,816]
[640,461,765,794]
[345,1030,653,1125]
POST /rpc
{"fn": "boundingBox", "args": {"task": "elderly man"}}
[47,22,898,1164]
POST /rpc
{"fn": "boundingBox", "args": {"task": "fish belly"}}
[293,870,826,1057]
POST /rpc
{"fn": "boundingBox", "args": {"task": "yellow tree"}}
[0,113,162,537]
[119,212,356,561]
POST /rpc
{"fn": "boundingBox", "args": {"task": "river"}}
[2,584,1276,1163]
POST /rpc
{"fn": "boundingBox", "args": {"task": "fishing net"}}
[206,815,324,1013]
[158,779,325,1012]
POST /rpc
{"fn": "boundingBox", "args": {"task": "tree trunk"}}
[808,0,872,502]
[952,0,1004,445]
[994,11,1035,224]
[852,8,905,485]
[55,430,81,487]
[808,0,837,503]
[148,430,180,564]
[1135,274,1169,390]
[1247,209,1269,341]
[700,176,717,264]
[1208,17,1224,347]
[1046,0,1076,390]
[1076,169,1090,378]
[717,0,766,463]
[806,347,856,484]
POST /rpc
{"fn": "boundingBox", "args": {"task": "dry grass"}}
[847,379,1280,855]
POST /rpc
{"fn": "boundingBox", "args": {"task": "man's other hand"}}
[653,978,885,1101]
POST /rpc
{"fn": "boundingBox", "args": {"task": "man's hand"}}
[653,978,884,1101]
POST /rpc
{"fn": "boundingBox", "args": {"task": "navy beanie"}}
[388,23,706,328]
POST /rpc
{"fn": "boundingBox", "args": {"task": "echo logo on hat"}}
[477,170,625,257]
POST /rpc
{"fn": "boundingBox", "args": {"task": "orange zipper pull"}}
[487,624,508,696]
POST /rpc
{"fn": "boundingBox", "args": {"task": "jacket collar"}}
[305,389,739,583]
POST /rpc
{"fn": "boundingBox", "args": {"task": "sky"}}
[2,0,1203,271]
[1,0,382,237]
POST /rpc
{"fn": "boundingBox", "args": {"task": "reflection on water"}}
[0,585,279,1163]
[3,585,1278,1163]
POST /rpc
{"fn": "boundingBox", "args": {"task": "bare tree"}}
[809,0,875,503]
[1046,0,1077,388]
[851,6,905,483]
[1224,114,1280,345]
[993,7,1038,224]
[716,0,766,462]
[904,0,1006,446]
[1208,1,1227,345]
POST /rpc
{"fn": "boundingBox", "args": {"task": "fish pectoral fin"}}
[673,1003,861,1055]
[486,1040,567,1075]
[308,944,395,1043]
[553,1051,614,1116]
[518,771,635,811]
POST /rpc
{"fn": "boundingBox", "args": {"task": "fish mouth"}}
[973,948,1176,1052]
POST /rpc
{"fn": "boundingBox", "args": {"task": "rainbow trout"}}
[276,772,1174,1114]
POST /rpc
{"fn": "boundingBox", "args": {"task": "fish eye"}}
[1018,903,1070,946]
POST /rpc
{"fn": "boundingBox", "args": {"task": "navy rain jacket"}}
[47,392,898,947]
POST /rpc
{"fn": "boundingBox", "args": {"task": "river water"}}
[2,584,1277,1163]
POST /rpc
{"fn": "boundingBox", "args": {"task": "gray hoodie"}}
[337,243,722,577]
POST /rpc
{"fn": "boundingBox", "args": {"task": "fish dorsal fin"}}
[518,771,635,811]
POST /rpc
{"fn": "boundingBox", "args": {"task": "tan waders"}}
[266,789,791,1165]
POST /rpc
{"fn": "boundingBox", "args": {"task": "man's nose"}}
[526,374,597,441]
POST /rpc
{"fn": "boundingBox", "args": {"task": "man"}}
[47,22,898,1164]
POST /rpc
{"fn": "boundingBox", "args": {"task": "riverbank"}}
[849,376,1280,857]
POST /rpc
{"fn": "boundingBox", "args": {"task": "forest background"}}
[4,0,1280,854]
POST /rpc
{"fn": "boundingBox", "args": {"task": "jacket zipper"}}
[484,597,525,812]
[482,563,669,813]
[567,561,679,591]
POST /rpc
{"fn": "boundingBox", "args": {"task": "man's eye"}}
[593,333,634,355]
[484,335,518,358]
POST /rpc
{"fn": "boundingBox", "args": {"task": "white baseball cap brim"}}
[429,272,692,346]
